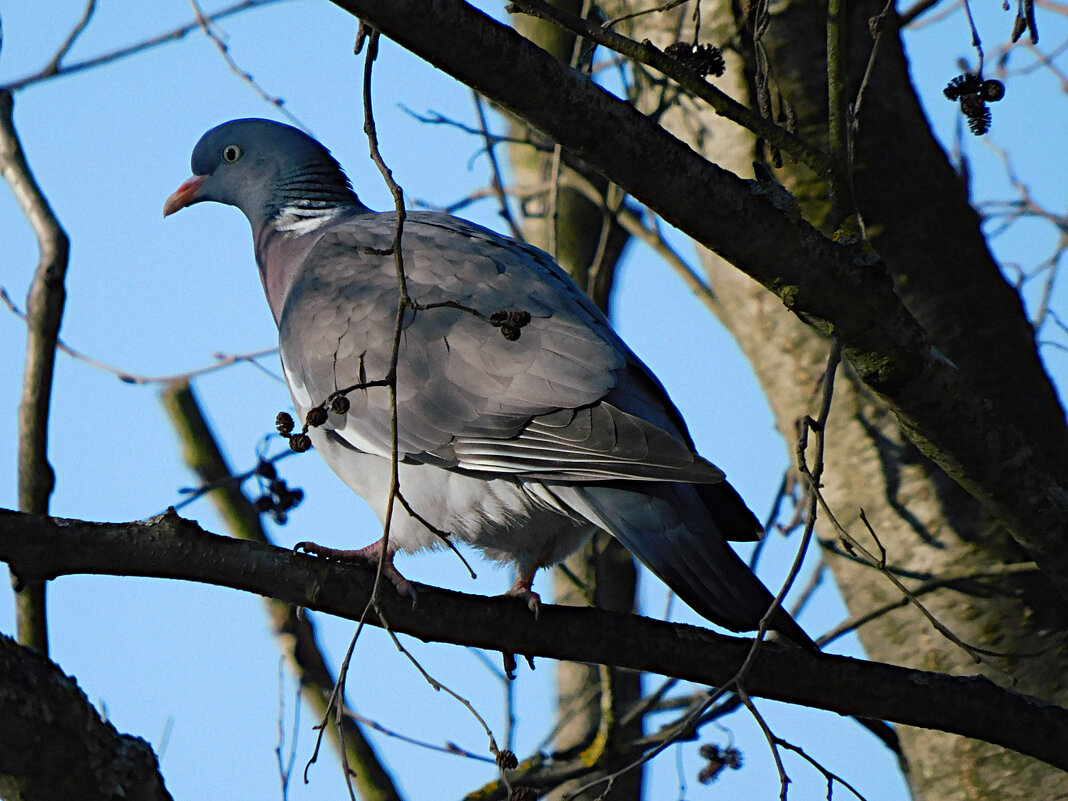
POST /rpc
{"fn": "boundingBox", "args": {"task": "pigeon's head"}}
[164,118,356,224]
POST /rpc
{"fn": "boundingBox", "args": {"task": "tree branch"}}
[0,633,172,801]
[159,380,404,801]
[2,507,1067,772]
[327,0,1068,601]
[0,89,71,654]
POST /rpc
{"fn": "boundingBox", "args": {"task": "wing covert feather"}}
[278,211,720,483]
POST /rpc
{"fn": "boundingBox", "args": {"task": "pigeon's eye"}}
[222,144,243,163]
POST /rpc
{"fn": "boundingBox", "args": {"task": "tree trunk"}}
[602,1,1068,798]
[508,7,643,798]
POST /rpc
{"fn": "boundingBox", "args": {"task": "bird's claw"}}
[293,539,414,605]
[504,586,541,619]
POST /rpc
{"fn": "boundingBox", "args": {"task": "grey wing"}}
[279,211,723,483]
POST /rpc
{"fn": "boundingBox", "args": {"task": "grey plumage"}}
[165,118,814,648]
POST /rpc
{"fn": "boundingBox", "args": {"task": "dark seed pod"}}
[254,496,275,513]
[943,73,982,100]
[276,412,295,436]
[664,41,726,77]
[980,79,1005,102]
[305,406,328,427]
[289,433,312,453]
[256,460,277,480]
[497,750,519,771]
[724,746,744,769]
[967,105,993,135]
[330,394,351,414]
[698,762,725,785]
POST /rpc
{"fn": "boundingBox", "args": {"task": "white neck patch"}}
[274,205,343,236]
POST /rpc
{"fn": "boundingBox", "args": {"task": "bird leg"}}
[295,538,415,601]
[504,568,542,618]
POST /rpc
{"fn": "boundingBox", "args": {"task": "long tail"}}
[558,481,818,650]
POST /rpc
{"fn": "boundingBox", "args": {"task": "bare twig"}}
[811,485,1016,663]
[561,171,716,305]
[472,92,526,242]
[341,704,496,763]
[1,0,287,93]
[899,0,950,28]
[506,0,831,176]
[376,605,503,757]
[274,658,301,800]
[3,288,280,383]
[960,0,986,75]
[817,561,1042,647]
[42,0,98,77]
[188,0,309,131]
[359,24,408,608]
[602,0,689,31]
[853,0,897,124]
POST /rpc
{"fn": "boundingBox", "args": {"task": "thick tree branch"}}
[328,0,1068,600]
[0,634,172,801]
[2,507,1067,772]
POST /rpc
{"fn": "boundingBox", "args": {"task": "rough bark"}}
[601,1,1068,798]
[0,634,172,801]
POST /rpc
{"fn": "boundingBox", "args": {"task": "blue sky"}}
[1,2,1065,799]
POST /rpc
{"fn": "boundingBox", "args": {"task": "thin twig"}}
[817,562,1042,647]
[602,0,689,31]
[811,486,1015,662]
[274,658,301,800]
[189,0,309,131]
[42,0,98,77]
[472,92,526,242]
[853,0,897,124]
[507,0,831,176]
[757,704,870,801]
[3,288,280,384]
[2,0,287,92]
[341,704,496,763]
[737,688,790,800]
[960,0,986,75]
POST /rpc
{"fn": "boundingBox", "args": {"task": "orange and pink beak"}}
[163,175,208,217]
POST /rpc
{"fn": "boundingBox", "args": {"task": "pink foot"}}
[504,572,541,618]
[296,539,414,601]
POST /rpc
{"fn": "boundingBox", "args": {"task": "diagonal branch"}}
[327,0,1068,602]
[2,507,1068,773]
[159,381,404,801]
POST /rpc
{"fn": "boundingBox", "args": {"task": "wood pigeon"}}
[165,118,814,648]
